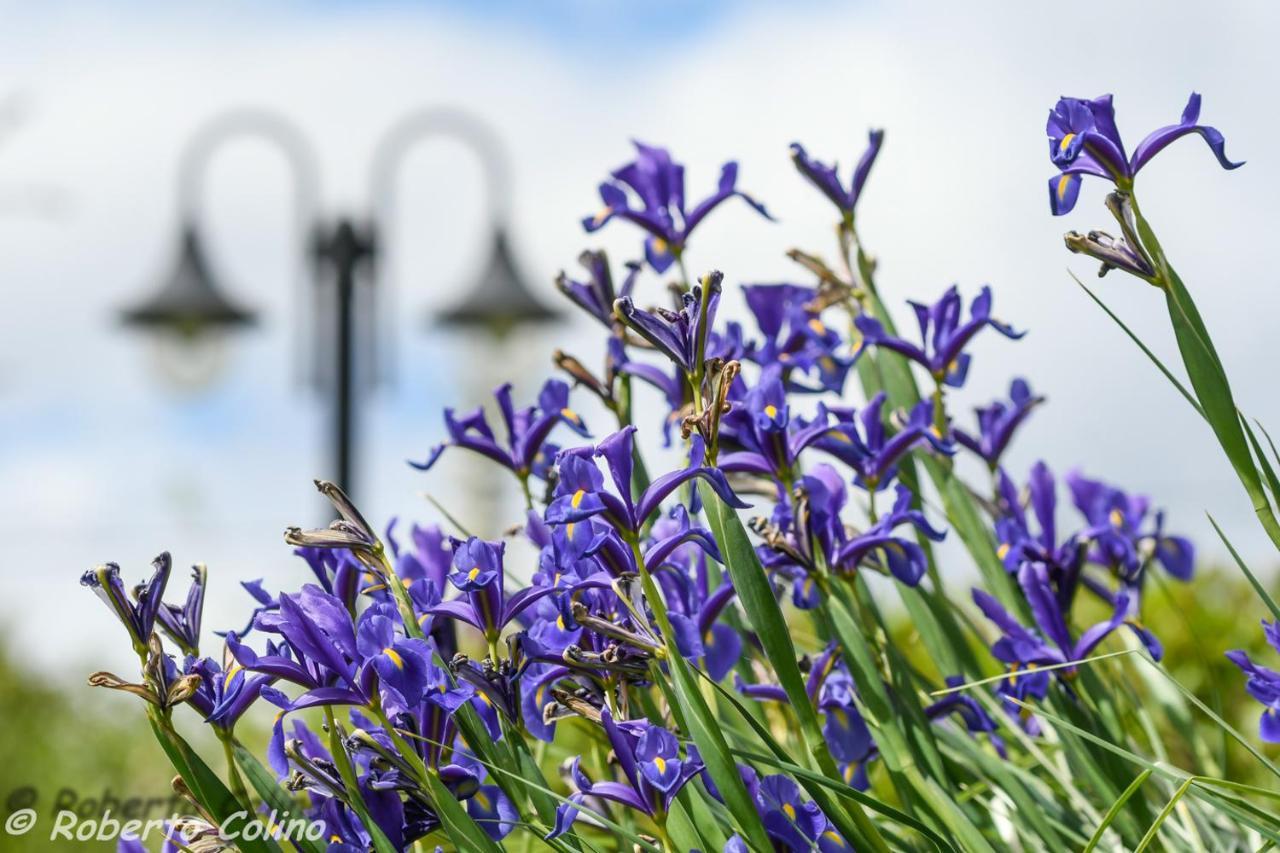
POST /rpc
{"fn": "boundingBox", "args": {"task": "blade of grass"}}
[1070,271,1203,418]
[1084,769,1153,853]
[1209,512,1280,621]
[1134,777,1196,853]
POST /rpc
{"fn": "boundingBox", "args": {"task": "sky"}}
[2,0,1278,676]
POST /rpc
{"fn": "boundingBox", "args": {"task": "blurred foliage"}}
[0,635,267,852]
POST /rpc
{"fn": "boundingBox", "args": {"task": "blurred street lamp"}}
[120,107,559,497]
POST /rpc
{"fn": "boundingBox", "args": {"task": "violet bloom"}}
[834,484,946,586]
[993,463,1085,591]
[717,365,869,484]
[1067,470,1194,581]
[742,284,853,394]
[583,141,772,272]
[953,379,1043,469]
[789,131,884,221]
[1226,621,1280,742]
[428,537,553,644]
[82,553,172,654]
[548,709,704,838]
[546,426,748,538]
[815,392,951,491]
[855,285,1024,388]
[1047,92,1242,215]
[154,564,206,658]
[973,562,1161,712]
[615,271,721,375]
[555,248,641,328]
[186,648,273,734]
[411,379,589,479]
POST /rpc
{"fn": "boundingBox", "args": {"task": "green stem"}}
[218,730,252,809]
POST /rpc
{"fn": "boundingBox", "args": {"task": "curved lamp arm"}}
[368,108,512,382]
[176,108,322,384]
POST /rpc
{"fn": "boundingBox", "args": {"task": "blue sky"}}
[1,0,1277,675]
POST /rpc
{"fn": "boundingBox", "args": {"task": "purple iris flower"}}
[756,773,852,853]
[615,272,721,374]
[855,285,1024,388]
[953,379,1043,469]
[973,562,1162,717]
[1226,621,1280,743]
[555,248,641,328]
[411,379,589,479]
[717,365,868,484]
[546,426,748,537]
[428,537,554,644]
[1066,470,1194,581]
[789,132,884,220]
[816,392,951,491]
[81,553,172,654]
[833,484,946,586]
[1047,92,1243,215]
[154,563,206,657]
[742,284,853,393]
[548,709,704,838]
[583,141,773,272]
[992,464,1086,602]
[185,647,273,733]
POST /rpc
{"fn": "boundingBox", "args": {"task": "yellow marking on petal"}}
[929,425,944,439]
[652,237,668,254]
[274,710,285,724]
[223,663,243,688]
[418,613,430,626]
[474,790,491,810]
[843,764,855,783]
[468,566,481,581]
[1059,133,1076,152]
[556,615,566,631]
[783,803,797,821]
[827,430,852,444]
[824,831,846,845]
[571,488,586,508]
[331,835,342,844]
[1109,509,1125,528]
[593,206,612,225]
[384,647,405,670]
[833,708,848,726]
[808,318,827,335]
[820,356,836,371]
[566,523,576,539]
[560,407,580,423]
[1056,174,1071,201]
[654,756,667,773]
[553,571,562,585]
[997,543,1011,560]
[764,404,778,419]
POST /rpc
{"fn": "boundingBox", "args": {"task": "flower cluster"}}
[86,97,1269,853]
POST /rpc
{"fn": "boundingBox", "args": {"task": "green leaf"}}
[1208,512,1280,622]
[1083,769,1153,853]
[1070,271,1203,418]
[323,710,398,853]
[703,495,843,777]
[145,715,282,853]
[423,769,504,853]
[232,743,326,853]
[1133,777,1194,853]
[697,665,953,851]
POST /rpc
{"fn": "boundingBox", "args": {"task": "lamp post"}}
[120,107,560,499]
